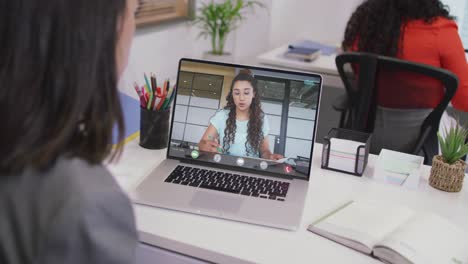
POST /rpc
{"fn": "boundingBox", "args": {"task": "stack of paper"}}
[327,138,365,173]
[288,40,337,56]
[373,149,424,188]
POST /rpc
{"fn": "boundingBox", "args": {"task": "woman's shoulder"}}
[406,17,457,30]
[3,157,117,200]
[0,157,133,241]
[211,109,230,120]
[38,158,137,263]
[431,17,458,29]
[47,158,134,234]
[59,157,132,212]
[37,157,127,209]
[218,108,230,116]
[210,109,230,128]
[61,158,125,200]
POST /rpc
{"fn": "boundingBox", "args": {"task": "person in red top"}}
[342,0,468,112]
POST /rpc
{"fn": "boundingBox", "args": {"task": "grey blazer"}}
[0,158,138,264]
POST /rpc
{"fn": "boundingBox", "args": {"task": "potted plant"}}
[193,0,264,63]
[429,123,468,192]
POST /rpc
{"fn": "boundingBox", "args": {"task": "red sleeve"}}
[438,25,468,111]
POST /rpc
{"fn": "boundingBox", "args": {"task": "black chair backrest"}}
[335,52,458,163]
[335,53,377,132]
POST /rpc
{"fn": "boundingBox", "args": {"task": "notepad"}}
[308,200,468,264]
[327,138,365,173]
[284,48,321,62]
[288,40,337,56]
[374,149,424,188]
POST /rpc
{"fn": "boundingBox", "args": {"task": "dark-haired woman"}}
[199,71,283,160]
[343,0,468,111]
[0,0,139,263]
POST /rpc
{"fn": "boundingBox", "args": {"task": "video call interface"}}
[169,60,321,178]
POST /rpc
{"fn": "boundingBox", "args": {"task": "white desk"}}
[108,139,468,264]
[255,45,343,88]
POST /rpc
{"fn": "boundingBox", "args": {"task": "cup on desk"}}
[139,107,170,149]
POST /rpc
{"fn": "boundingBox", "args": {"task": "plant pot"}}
[202,52,234,64]
[429,155,467,192]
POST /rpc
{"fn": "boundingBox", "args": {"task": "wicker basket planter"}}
[429,155,467,192]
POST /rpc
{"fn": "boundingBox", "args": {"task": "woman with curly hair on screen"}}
[342,0,468,111]
[198,70,283,160]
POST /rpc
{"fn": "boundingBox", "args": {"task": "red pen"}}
[144,93,149,108]
[133,82,145,107]
[156,85,167,110]
[152,87,160,110]
[142,86,149,108]
[133,82,141,94]
[150,87,157,110]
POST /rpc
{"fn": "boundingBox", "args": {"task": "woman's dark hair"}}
[0,0,128,174]
[342,0,452,56]
[223,69,265,156]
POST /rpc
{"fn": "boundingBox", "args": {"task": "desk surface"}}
[108,139,468,264]
[254,45,343,88]
[256,45,338,75]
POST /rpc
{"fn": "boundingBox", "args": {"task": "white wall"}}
[119,1,207,96]
[442,0,467,21]
[231,0,273,62]
[268,0,362,48]
[119,0,363,96]
[119,0,272,96]
[442,0,468,48]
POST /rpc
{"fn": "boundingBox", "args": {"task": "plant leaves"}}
[438,122,468,164]
[192,0,265,54]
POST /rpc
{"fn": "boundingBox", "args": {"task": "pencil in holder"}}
[139,107,171,149]
[321,128,372,176]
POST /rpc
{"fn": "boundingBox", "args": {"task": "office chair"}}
[333,52,458,165]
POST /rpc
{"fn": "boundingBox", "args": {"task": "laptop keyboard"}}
[164,165,289,201]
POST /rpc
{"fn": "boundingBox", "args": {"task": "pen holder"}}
[321,128,372,176]
[139,107,170,149]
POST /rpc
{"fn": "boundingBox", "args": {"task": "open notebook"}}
[308,201,468,264]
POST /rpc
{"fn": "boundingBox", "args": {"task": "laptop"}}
[132,58,322,230]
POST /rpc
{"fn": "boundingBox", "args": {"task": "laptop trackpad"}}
[190,191,242,213]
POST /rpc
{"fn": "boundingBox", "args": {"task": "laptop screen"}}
[167,59,322,180]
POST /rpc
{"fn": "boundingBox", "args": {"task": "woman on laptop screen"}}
[198,70,283,160]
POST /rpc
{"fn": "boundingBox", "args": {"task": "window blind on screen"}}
[136,0,189,26]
